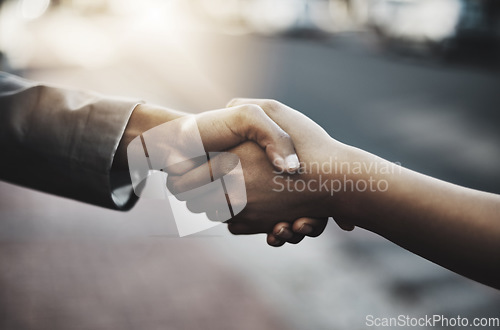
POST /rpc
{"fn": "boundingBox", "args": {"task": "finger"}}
[291,217,328,237]
[167,174,207,197]
[226,98,322,142]
[287,234,306,244]
[167,151,242,195]
[167,172,219,199]
[333,218,355,231]
[176,175,234,223]
[272,222,294,240]
[227,98,281,111]
[196,106,300,173]
[164,155,208,176]
[227,98,250,108]
[267,234,285,247]
[272,222,305,244]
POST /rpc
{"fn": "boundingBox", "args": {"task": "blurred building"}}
[1,0,499,70]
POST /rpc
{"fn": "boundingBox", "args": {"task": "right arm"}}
[179,98,500,289]
[339,146,500,289]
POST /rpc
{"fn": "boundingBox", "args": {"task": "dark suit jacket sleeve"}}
[0,72,140,210]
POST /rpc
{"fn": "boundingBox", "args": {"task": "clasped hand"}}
[165,99,354,246]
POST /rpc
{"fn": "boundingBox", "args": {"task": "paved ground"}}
[1,5,500,330]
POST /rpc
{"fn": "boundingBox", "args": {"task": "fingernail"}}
[285,154,300,172]
[273,156,286,171]
[298,224,313,235]
[276,227,293,240]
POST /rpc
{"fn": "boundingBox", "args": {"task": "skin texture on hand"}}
[169,99,500,289]
[167,99,355,244]
[116,104,301,174]
[114,103,328,245]
[194,106,301,174]
[167,140,331,245]
[114,104,185,171]
[223,99,352,245]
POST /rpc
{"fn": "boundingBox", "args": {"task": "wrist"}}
[322,144,393,228]
[113,104,186,170]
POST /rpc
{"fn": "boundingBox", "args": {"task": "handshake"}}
[116,97,500,289]
[2,71,497,288]
[122,98,359,246]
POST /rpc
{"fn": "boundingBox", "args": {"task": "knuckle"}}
[239,104,265,119]
[277,130,292,141]
[227,98,241,107]
[271,130,293,149]
[263,99,282,113]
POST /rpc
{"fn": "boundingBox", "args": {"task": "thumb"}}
[195,105,300,173]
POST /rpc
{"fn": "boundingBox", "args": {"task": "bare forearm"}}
[335,147,500,288]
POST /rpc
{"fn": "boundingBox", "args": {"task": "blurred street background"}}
[0,0,500,329]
